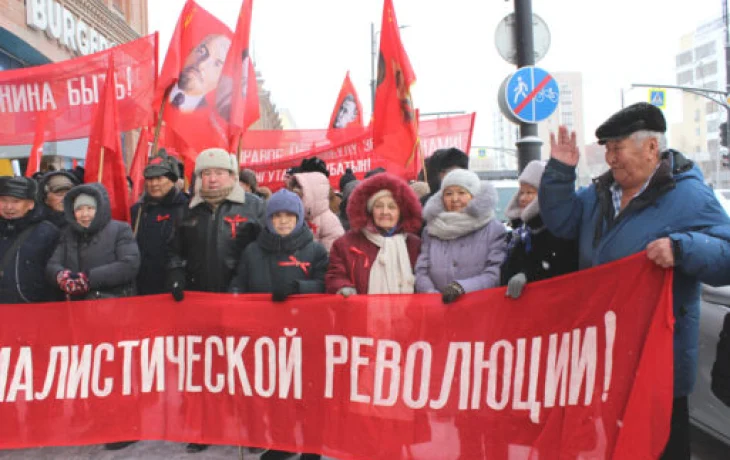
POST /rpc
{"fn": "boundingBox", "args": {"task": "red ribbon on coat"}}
[278,255,311,276]
[224,215,248,238]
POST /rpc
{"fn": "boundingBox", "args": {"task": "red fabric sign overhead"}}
[0,254,672,459]
[0,34,157,146]
[241,113,475,191]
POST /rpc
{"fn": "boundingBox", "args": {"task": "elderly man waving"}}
[540,102,730,460]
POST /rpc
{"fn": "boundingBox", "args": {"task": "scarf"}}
[362,229,414,294]
[199,185,233,208]
[426,211,493,241]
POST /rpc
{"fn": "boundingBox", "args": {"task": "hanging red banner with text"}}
[0,253,672,459]
[0,34,157,145]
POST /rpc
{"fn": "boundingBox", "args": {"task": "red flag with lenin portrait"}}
[217,0,260,152]
[372,0,419,179]
[84,56,130,222]
[328,71,364,131]
[156,0,233,159]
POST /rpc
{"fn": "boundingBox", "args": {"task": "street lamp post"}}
[370,22,409,112]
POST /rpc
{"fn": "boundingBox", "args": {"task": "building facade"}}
[671,17,729,187]
[0,0,148,165]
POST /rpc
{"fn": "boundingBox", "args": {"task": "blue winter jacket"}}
[539,150,730,397]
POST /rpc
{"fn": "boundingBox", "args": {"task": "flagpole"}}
[97,147,105,183]
[236,133,243,167]
[150,84,173,157]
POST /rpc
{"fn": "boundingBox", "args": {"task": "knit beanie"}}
[518,160,545,189]
[265,189,305,234]
[195,148,236,175]
[73,193,97,211]
[366,189,394,212]
[441,169,481,196]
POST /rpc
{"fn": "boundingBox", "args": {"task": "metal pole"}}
[715,0,730,188]
[514,0,542,173]
[370,22,376,113]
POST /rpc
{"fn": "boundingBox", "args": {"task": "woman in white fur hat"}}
[500,160,578,298]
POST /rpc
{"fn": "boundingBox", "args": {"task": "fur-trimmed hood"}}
[423,180,498,223]
[63,183,111,235]
[505,192,541,225]
[346,173,422,233]
[293,172,331,220]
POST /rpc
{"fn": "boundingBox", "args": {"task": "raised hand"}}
[550,125,580,167]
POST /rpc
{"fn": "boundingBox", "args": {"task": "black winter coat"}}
[500,214,578,285]
[168,185,264,293]
[46,183,141,299]
[229,225,328,294]
[131,188,189,295]
[0,206,60,303]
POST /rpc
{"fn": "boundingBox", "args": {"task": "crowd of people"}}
[2,102,730,459]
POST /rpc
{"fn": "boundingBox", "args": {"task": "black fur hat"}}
[0,176,37,200]
[595,102,666,145]
[299,156,329,177]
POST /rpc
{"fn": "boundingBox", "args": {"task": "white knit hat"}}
[195,148,237,175]
[441,169,480,196]
[73,193,97,211]
[366,189,393,212]
[518,160,545,189]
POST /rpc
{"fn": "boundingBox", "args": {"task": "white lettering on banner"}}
[0,315,615,422]
[0,69,131,114]
[421,135,466,157]
[323,311,615,424]
[140,338,164,393]
[92,343,114,397]
[185,336,203,393]
[66,344,92,399]
[26,0,115,56]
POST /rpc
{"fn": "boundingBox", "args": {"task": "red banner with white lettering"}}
[241,113,475,191]
[0,254,671,459]
[0,34,157,145]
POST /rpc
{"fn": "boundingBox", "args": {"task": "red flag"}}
[328,71,363,131]
[217,0,259,153]
[156,0,233,154]
[129,127,150,204]
[25,112,46,178]
[372,0,419,179]
[84,55,131,223]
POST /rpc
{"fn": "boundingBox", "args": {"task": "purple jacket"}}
[415,181,507,293]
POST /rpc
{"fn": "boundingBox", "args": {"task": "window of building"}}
[0,50,25,71]
[703,80,718,90]
[696,126,702,136]
[696,145,701,153]
[695,61,718,79]
[709,139,720,152]
[677,69,693,85]
[695,109,701,121]
[709,118,721,132]
[695,41,716,60]
[676,50,693,67]
[708,102,719,114]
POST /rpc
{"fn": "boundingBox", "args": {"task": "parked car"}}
[690,284,730,445]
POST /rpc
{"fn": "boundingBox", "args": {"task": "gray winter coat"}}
[415,181,507,293]
[46,183,141,299]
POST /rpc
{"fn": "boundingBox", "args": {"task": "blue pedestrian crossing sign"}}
[503,66,559,123]
[649,89,666,109]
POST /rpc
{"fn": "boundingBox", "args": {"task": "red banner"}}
[240,113,475,191]
[0,35,157,146]
[0,254,672,459]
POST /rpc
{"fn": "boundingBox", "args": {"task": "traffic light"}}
[720,122,728,148]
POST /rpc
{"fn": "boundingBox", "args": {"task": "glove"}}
[272,281,299,302]
[62,272,90,296]
[166,268,186,302]
[441,282,465,304]
[337,287,357,298]
[506,273,528,299]
[56,270,72,290]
